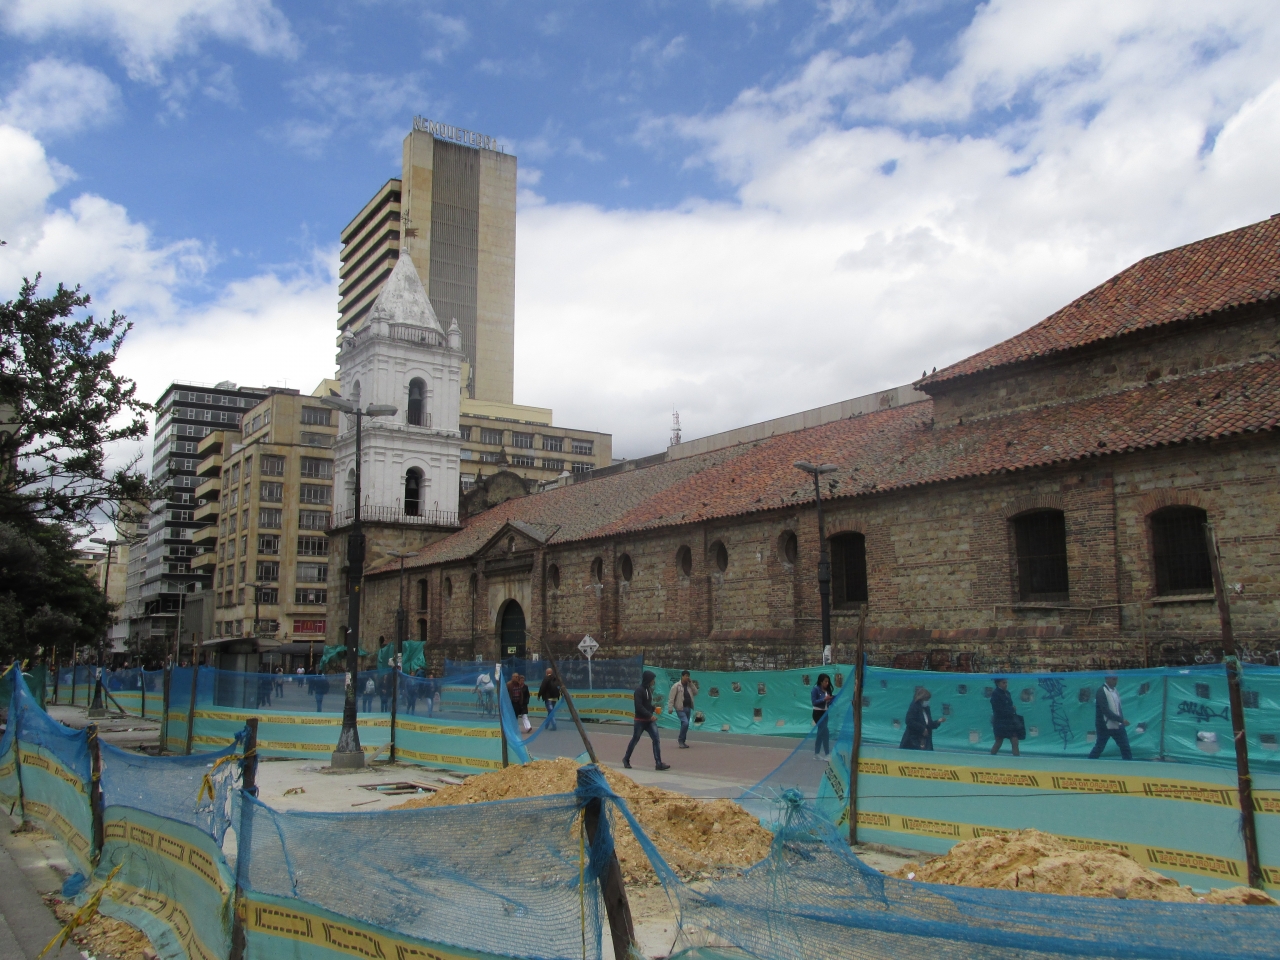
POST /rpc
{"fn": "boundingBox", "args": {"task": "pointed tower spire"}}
[368,253,443,333]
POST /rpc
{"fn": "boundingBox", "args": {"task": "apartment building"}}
[193,385,338,663]
[458,399,612,487]
[124,382,266,647]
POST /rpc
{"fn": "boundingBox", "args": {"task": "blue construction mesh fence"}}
[742,667,1280,894]
[671,797,1280,960]
[12,664,1280,960]
[236,774,613,960]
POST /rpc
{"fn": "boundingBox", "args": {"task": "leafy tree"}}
[0,275,153,527]
[0,504,110,663]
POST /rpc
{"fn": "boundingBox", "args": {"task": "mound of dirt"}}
[891,829,1277,905]
[393,758,772,884]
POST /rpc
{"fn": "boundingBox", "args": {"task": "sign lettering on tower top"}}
[413,116,505,153]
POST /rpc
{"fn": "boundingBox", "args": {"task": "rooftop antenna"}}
[670,408,682,447]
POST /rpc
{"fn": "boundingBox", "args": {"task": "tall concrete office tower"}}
[339,118,516,404]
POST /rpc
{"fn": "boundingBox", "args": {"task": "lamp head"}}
[365,403,398,418]
[793,460,817,473]
[320,396,355,413]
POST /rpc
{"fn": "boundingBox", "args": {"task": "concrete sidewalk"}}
[0,825,79,960]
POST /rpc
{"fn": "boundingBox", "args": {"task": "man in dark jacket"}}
[537,668,561,730]
[623,670,671,770]
[1088,675,1132,760]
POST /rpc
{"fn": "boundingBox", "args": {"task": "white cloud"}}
[513,1,1280,458]
[0,123,337,472]
[0,0,297,82]
[0,58,120,137]
[420,11,468,63]
[282,70,440,154]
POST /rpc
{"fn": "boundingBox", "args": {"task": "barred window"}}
[542,436,563,452]
[300,457,332,479]
[512,432,534,449]
[255,587,279,604]
[511,455,535,467]
[571,461,593,474]
[297,563,328,583]
[299,510,330,530]
[299,483,331,504]
[571,439,593,456]
[260,481,283,502]
[1151,507,1212,595]
[256,560,278,582]
[542,459,564,472]
[259,508,282,529]
[260,455,285,476]
[480,452,502,463]
[295,589,328,606]
[480,428,504,445]
[297,535,329,556]
[301,432,332,447]
[830,533,868,608]
[1013,510,1069,601]
[258,534,280,555]
[459,426,472,441]
[301,407,331,426]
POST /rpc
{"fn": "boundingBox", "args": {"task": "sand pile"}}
[393,758,772,884]
[891,829,1277,905]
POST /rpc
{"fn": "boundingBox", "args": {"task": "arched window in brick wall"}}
[1151,506,1212,595]
[829,533,868,608]
[417,578,428,610]
[1013,510,1069,601]
[417,618,427,641]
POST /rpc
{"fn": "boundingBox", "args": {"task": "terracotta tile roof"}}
[370,356,1280,575]
[921,215,1280,388]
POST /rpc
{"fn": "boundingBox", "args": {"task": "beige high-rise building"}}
[192,383,338,668]
[339,118,516,404]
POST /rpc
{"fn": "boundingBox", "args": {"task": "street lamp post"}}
[794,461,839,663]
[322,396,398,769]
[386,549,412,764]
[88,537,124,718]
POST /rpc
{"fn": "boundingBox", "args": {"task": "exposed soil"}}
[45,894,155,960]
[891,829,1278,905]
[392,757,773,884]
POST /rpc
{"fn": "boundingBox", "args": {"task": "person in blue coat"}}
[901,687,945,750]
[811,674,835,759]
[990,678,1021,756]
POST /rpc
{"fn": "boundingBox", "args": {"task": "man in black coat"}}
[622,670,671,770]
[1089,675,1132,760]
[537,668,561,730]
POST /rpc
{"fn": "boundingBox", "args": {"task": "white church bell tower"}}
[333,253,464,522]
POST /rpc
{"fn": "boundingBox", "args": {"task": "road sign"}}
[579,635,598,688]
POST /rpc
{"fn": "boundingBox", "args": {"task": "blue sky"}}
[2,1,1280,461]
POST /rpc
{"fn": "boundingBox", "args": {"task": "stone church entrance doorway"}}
[499,600,526,660]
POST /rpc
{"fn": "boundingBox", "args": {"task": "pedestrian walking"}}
[990,678,1023,756]
[537,668,561,730]
[1088,675,1133,760]
[811,673,835,758]
[274,667,285,698]
[423,671,438,717]
[901,686,945,750]
[507,672,532,733]
[623,670,670,770]
[310,671,330,712]
[667,670,696,748]
[361,675,376,712]
[256,673,273,709]
[378,669,393,712]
